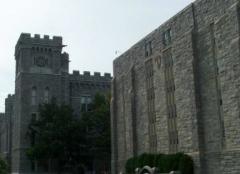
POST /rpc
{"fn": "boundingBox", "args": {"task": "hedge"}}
[125,153,193,174]
[0,156,8,174]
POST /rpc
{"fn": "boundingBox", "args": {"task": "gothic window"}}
[209,23,225,147]
[44,87,49,103]
[31,87,37,106]
[163,29,172,46]
[81,96,92,112]
[145,41,153,57]
[145,59,157,152]
[163,49,178,153]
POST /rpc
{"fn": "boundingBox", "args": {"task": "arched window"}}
[44,87,49,103]
[31,87,37,106]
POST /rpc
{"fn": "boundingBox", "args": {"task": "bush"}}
[179,154,194,174]
[0,156,8,174]
[125,157,137,174]
[125,153,194,174]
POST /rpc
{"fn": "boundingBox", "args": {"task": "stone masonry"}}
[111,0,240,174]
[0,33,111,174]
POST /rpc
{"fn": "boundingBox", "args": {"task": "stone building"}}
[111,0,240,174]
[0,113,8,159]
[0,94,14,166]
[0,33,111,174]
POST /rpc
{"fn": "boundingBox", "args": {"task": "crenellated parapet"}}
[69,71,112,95]
[5,94,14,104]
[15,33,64,56]
[17,33,62,45]
[5,94,14,117]
[70,70,112,81]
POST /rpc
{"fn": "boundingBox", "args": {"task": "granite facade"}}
[111,0,240,174]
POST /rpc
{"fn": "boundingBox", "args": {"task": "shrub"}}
[125,153,194,174]
[179,154,194,174]
[0,156,8,174]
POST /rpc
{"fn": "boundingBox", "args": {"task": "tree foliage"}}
[0,156,8,174]
[27,99,85,171]
[81,93,111,157]
[27,94,111,173]
[125,153,194,174]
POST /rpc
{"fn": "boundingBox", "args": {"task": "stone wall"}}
[69,71,111,117]
[111,0,240,174]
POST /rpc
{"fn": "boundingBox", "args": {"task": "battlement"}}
[15,33,65,56]
[5,94,14,104]
[17,33,63,47]
[71,70,112,80]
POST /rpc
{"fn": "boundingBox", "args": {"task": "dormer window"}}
[163,29,172,46]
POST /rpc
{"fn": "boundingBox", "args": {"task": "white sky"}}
[0,0,194,112]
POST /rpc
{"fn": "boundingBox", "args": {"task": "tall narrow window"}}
[163,48,178,153]
[86,97,92,111]
[31,87,37,106]
[210,23,225,147]
[44,87,49,103]
[163,29,172,46]
[145,41,153,57]
[145,59,157,153]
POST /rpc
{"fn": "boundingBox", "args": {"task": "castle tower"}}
[12,33,69,173]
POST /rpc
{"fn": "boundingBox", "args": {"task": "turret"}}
[15,33,69,76]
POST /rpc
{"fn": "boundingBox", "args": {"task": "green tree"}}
[27,94,111,173]
[81,93,111,172]
[27,99,85,173]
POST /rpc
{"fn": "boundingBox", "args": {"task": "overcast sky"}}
[0,0,194,112]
